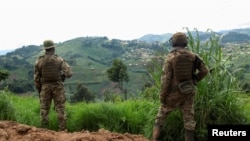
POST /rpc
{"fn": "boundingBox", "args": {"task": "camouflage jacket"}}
[34,53,73,91]
[160,47,209,101]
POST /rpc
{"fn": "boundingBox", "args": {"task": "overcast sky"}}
[0,0,249,50]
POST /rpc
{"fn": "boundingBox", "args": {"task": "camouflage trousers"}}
[154,91,196,131]
[39,82,67,131]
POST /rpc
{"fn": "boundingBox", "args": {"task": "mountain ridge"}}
[1,27,250,54]
[0,27,250,100]
[138,27,250,43]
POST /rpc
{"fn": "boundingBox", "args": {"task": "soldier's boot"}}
[59,120,67,132]
[152,124,162,141]
[185,130,194,141]
[57,110,67,132]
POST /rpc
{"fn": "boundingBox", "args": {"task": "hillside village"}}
[122,48,155,66]
[122,41,250,68]
[222,43,250,56]
[1,28,250,97]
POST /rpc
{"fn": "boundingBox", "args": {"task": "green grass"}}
[239,93,250,123]
[0,88,250,141]
[0,90,153,135]
[0,90,41,126]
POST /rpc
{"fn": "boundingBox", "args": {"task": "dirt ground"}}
[0,120,149,141]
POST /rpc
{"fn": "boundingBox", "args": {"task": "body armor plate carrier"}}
[172,49,195,82]
[42,55,61,82]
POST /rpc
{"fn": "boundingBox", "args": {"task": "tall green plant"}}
[186,28,247,140]
[141,56,165,101]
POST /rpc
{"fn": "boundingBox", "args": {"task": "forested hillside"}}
[1,27,250,100]
[0,36,167,100]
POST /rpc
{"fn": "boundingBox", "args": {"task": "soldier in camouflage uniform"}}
[34,40,73,131]
[152,32,209,141]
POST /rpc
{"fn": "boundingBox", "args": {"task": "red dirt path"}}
[0,120,149,141]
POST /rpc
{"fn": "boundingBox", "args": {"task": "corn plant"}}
[187,28,247,141]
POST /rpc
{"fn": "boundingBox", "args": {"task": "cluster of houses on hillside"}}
[122,48,155,66]
[222,43,250,57]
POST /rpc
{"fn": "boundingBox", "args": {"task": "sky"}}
[0,0,249,51]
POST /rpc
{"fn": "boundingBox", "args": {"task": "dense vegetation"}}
[0,28,250,141]
[1,28,250,99]
[140,28,250,140]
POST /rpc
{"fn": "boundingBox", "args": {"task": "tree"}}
[106,59,129,100]
[0,70,9,82]
[70,83,95,103]
[7,79,34,94]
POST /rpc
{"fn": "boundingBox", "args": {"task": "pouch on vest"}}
[178,80,194,94]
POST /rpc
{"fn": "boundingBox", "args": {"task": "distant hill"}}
[0,27,250,100]
[138,33,172,43]
[0,49,14,55]
[220,28,250,36]
[138,27,250,44]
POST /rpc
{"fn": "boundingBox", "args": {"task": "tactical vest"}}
[41,55,62,82]
[171,49,195,82]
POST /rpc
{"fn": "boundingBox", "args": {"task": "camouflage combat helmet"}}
[43,40,55,49]
[169,32,188,47]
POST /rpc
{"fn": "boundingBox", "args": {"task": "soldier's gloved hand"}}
[61,74,66,82]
